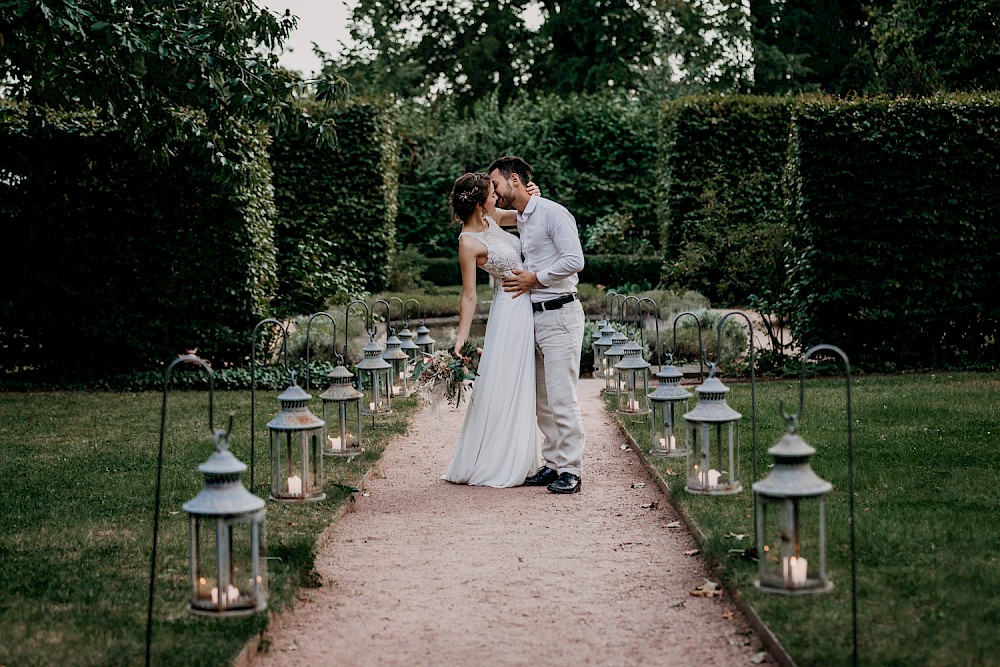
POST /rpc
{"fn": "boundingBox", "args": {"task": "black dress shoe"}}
[547,472,581,494]
[522,466,559,486]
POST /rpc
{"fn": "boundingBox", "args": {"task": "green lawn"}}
[616,371,1000,666]
[0,388,419,667]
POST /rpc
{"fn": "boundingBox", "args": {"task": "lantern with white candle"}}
[614,339,651,416]
[357,335,393,417]
[684,365,742,495]
[184,427,267,617]
[320,363,363,456]
[267,374,325,503]
[648,359,691,457]
[753,421,833,594]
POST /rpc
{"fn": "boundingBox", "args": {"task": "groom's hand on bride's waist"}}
[503,269,539,298]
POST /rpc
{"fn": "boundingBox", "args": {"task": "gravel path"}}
[252,377,765,666]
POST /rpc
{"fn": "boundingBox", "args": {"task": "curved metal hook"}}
[714,310,755,370]
[374,299,393,339]
[304,311,337,391]
[638,297,659,366]
[716,311,759,495]
[388,297,405,328]
[623,296,641,338]
[403,298,421,328]
[672,311,704,378]
[147,353,216,666]
[781,344,852,426]
[611,293,628,323]
[249,318,289,493]
[345,299,372,359]
[602,289,618,320]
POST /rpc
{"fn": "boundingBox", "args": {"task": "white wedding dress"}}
[443,216,540,487]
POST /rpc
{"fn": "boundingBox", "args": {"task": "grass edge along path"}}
[0,389,420,667]
[610,371,1000,667]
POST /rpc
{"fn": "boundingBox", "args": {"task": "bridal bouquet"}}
[414,344,480,408]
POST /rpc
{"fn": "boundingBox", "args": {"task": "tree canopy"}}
[0,0,338,180]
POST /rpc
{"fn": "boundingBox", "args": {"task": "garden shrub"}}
[0,103,277,375]
[657,94,794,307]
[785,94,1000,370]
[270,100,399,311]
[396,92,659,259]
[579,255,662,292]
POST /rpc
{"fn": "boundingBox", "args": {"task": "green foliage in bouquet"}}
[413,341,480,408]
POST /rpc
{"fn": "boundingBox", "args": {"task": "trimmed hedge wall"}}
[658,95,793,306]
[270,101,399,312]
[0,104,278,375]
[396,93,659,259]
[785,94,1000,370]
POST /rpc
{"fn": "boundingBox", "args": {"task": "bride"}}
[442,172,540,488]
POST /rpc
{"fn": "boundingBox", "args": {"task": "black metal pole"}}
[146,355,213,667]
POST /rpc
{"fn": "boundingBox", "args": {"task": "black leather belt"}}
[532,294,577,313]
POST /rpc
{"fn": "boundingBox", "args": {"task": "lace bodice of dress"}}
[459,216,524,281]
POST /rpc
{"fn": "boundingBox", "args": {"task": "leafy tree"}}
[0,0,338,181]
[871,0,1000,93]
[333,0,662,108]
[749,0,873,94]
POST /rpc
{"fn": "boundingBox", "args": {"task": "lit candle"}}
[782,556,808,586]
[707,469,721,486]
[211,584,240,604]
[327,435,342,451]
[659,435,676,451]
[393,384,402,395]
[628,398,639,411]
[368,402,375,411]
[287,474,302,495]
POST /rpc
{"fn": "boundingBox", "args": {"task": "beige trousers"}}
[533,299,586,476]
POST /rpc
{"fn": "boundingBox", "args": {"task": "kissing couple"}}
[442,156,586,495]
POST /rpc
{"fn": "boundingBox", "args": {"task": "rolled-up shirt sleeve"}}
[535,208,585,287]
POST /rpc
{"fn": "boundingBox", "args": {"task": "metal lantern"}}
[184,430,268,617]
[593,322,616,381]
[753,424,833,595]
[614,339,651,415]
[267,376,326,503]
[591,317,608,374]
[397,323,420,363]
[357,335,393,416]
[414,322,436,355]
[648,361,691,457]
[382,329,412,398]
[602,329,628,394]
[684,367,742,495]
[320,364,363,456]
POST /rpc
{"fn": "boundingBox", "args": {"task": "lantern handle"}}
[403,298,420,328]
[638,297,659,366]
[781,343,857,667]
[146,354,215,667]
[345,299,372,361]
[303,311,337,391]
[374,298,393,339]
[672,311,704,379]
[249,318,290,494]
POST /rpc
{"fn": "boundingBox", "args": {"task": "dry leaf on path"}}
[619,443,628,450]
[689,579,722,598]
[722,610,734,620]
[683,548,700,556]
[751,651,770,663]
[665,521,681,529]
[631,482,646,488]
[640,501,659,509]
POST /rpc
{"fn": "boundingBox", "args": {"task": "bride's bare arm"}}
[454,236,482,355]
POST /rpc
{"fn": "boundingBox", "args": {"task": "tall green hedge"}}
[657,95,793,306]
[0,104,277,375]
[269,101,399,312]
[785,94,1000,370]
[396,93,659,260]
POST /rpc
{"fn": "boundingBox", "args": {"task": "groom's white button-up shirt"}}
[516,195,585,303]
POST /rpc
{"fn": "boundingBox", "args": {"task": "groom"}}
[490,156,586,494]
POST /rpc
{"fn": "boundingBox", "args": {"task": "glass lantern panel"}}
[757,495,829,593]
[271,429,324,500]
[190,516,260,614]
[361,369,392,415]
[323,400,362,454]
[651,400,688,455]
[686,421,741,493]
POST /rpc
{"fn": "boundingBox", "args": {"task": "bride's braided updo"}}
[450,172,491,223]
